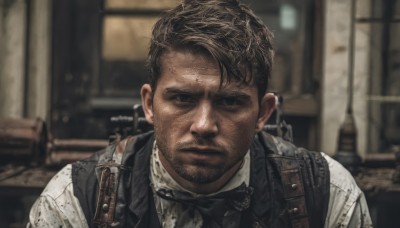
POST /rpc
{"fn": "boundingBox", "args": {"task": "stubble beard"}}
[157,142,227,184]
[153,119,254,185]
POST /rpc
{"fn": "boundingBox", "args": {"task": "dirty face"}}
[141,50,274,188]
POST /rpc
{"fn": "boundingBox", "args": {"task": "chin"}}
[175,165,225,184]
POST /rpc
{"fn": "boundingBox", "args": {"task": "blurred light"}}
[280,4,297,31]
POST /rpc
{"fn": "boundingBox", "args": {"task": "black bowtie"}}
[156,183,253,227]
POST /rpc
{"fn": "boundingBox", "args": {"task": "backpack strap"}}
[92,137,134,227]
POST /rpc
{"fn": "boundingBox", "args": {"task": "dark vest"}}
[72,131,330,228]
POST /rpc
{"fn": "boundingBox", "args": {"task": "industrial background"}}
[0,0,399,227]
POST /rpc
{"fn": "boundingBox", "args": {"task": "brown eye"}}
[172,94,195,105]
[217,97,241,106]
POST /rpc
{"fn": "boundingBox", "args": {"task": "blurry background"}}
[0,0,399,227]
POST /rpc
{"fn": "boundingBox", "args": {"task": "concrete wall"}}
[0,0,51,120]
[26,0,51,119]
[321,0,371,157]
[0,0,26,118]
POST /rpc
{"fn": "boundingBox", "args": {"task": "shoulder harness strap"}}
[262,133,329,228]
[92,138,134,228]
[275,156,310,228]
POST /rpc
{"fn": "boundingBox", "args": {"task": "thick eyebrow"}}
[163,87,252,101]
[163,87,203,97]
[214,91,251,100]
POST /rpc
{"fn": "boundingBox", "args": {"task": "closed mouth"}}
[180,147,223,155]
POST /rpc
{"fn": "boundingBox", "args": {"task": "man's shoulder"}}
[256,132,330,183]
[40,164,74,200]
[254,133,331,227]
[320,154,371,227]
[258,132,322,159]
[69,132,155,227]
[74,131,155,167]
[70,132,154,191]
[258,132,361,195]
[29,164,89,228]
[321,153,361,195]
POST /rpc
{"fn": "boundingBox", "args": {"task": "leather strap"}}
[279,157,310,228]
[93,137,133,228]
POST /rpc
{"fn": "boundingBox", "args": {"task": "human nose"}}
[190,102,218,138]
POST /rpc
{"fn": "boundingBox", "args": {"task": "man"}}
[28,0,372,227]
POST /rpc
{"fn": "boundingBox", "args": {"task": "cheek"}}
[222,117,258,151]
[152,109,186,150]
[154,110,188,133]
[223,112,259,134]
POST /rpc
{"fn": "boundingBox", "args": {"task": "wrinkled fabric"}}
[322,153,373,228]
[27,165,88,228]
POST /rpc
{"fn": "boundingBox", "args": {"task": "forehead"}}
[161,50,218,74]
[159,50,254,89]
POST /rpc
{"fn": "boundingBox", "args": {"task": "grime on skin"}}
[141,49,276,194]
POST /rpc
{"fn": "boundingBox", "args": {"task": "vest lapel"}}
[125,133,162,228]
[248,134,289,227]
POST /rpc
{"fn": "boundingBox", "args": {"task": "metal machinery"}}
[332,0,400,227]
[0,118,107,227]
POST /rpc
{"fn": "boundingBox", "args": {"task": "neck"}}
[158,150,243,194]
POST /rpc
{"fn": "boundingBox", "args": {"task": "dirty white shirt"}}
[27,152,372,228]
[150,142,251,228]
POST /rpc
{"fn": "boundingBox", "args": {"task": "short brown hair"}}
[147,0,274,99]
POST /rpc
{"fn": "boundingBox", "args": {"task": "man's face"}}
[142,50,273,185]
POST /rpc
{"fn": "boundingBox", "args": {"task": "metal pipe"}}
[23,0,31,117]
[347,0,357,114]
[334,0,362,175]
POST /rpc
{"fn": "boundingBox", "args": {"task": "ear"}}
[141,84,154,125]
[255,93,276,132]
